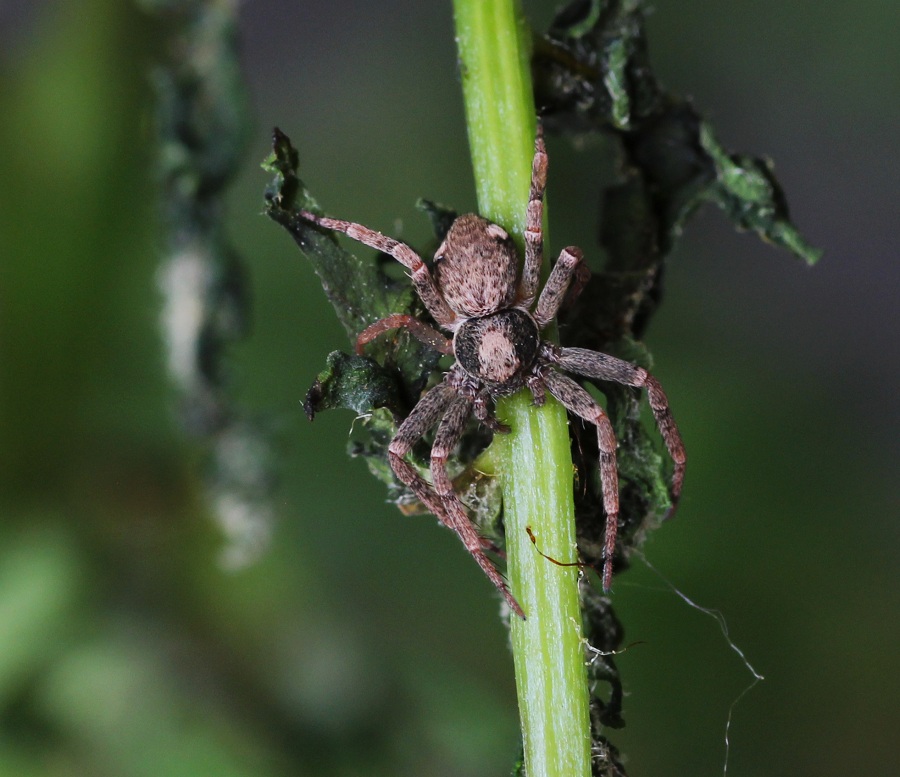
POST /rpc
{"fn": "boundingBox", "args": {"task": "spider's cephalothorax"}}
[298,127,685,618]
[453,309,540,391]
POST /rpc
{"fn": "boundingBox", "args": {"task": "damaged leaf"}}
[532,0,822,568]
[529,2,821,760]
[262,131,466,511]
[303,350,403,421]
[262,128,443,410]
[534,0,821,266]
[699,124,823,264]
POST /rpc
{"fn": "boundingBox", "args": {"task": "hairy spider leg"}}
[355,313,452,356]
[299,210,457,328]
[518,125,548,308]
[533,246,587,329]
[549,347,686,513]
[387,379,525,618]
[473,387,511,433]
[542,369,620,591]
[430,393,525,618]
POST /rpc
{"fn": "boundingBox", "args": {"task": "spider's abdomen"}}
[433,215,518,317]
[453,309,540,390]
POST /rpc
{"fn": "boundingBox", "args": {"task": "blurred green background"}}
[1,1,897,775]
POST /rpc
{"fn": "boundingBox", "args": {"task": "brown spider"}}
[299,127,685,618]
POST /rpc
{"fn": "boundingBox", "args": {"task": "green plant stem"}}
[452,2,591,775]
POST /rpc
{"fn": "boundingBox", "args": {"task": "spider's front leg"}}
[517,126,591,315]
[387,379,524,617]
[517,125,548,308]
[532,246,589,330]
[473,388,511,434]
[299,209,457,328]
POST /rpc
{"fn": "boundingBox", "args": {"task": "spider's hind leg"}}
[541,369,620,591]
[387,379,524,617]
[533,246,588,329]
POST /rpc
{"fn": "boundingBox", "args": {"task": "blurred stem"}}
[453,2,591,776]
[148,0,273,568]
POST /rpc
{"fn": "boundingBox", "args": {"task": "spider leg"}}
[546,346,686,513]
[473,388,511,433]
[356,313,452,356]
[387,382,524,617]
[517,124,548,308]
[542,369,620,591]
[532,246,588,329]
[299,210,456,327]
[431,395,525,618]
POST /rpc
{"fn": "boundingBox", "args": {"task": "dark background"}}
[1,1,897,775]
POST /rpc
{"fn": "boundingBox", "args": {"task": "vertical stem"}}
[452,2,591,776]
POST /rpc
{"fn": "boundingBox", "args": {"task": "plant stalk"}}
[452,2,591,775]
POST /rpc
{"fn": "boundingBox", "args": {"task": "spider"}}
[298,127,685,618]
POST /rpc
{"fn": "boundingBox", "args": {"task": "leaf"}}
[263,128,406,339]
[533,0,821,266]
[303,351,403,421]
[262,128,443,400]
[262,130,452,506]
[699,124,823,265]
[533,0,822,582]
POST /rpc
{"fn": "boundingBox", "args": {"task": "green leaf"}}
[699,123,824,265]
[303,351,403,421]
[603,37,631,130]
[263,128,408,339]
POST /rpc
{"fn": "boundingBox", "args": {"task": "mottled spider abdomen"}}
[433,214,518,317]
[454,309,540,390]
